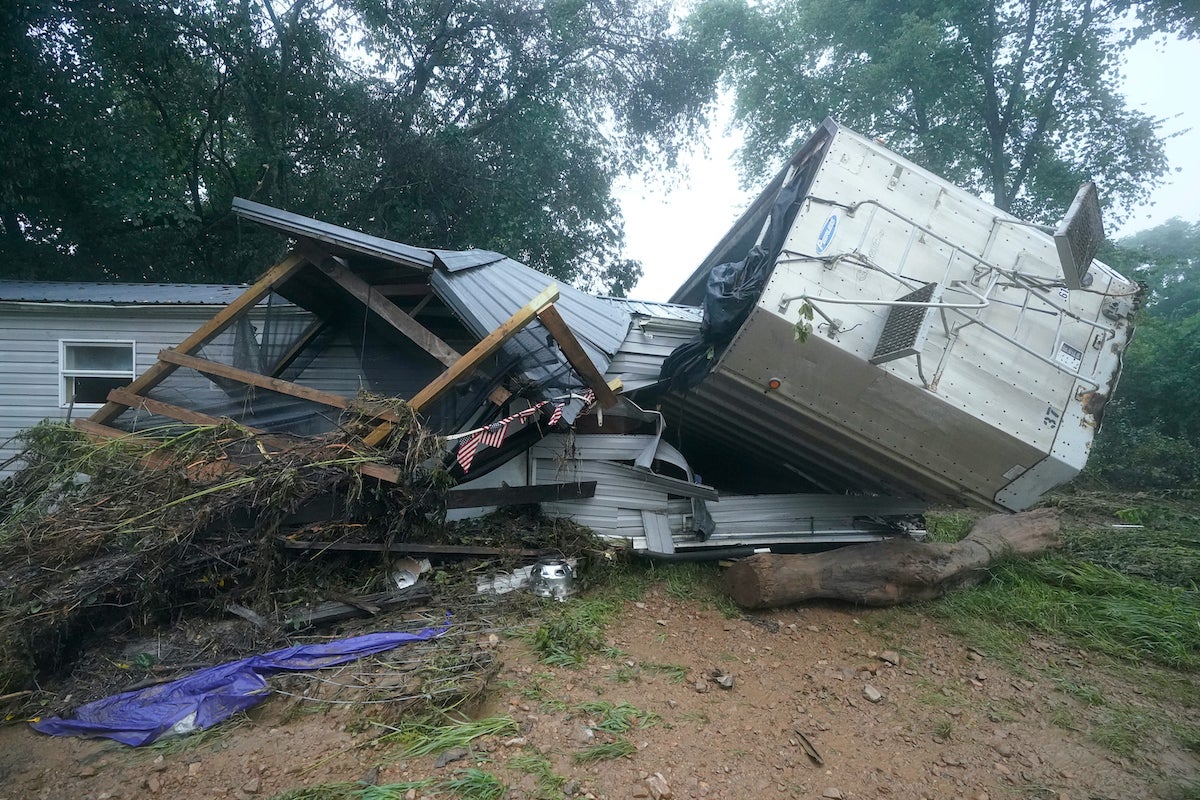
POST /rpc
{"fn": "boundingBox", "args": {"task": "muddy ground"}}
[1,585,1196,800]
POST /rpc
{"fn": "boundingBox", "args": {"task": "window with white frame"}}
[60,340,135,407]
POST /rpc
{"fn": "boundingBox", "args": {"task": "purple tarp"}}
[32,623,448,746]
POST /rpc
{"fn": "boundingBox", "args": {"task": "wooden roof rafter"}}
[90,252,309,425]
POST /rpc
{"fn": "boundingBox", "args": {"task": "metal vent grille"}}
[870,282,941,365]
[1054,182,1104,290]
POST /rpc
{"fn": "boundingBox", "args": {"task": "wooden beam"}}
[282,584,433,630]
[300,242,459,369]
[156,349,405,424]
[445,481,597,509]
[73,419,158,448]
[109,388,231,427]
[535,305,620,409]
[408,284,559,413]
[90,252,308,425]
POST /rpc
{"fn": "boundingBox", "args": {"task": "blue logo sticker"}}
[816,214,838,254]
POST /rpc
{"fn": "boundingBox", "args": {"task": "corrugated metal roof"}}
[596,296,704,323]
[0,281,256,306]
[431,249,509,272]
[232,197,435,270]
[431,257,631,395]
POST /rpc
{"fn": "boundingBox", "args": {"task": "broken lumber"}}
[283,582,433,629]
[724,508,1061,609]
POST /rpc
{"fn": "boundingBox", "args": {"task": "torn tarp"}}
[32,624,448,746]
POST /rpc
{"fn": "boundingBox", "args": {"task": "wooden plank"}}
[445,481,597,509]
[109,388,230,427]
[300,242,460,368]
[282,583,433,630]
[156,349,404,423]
[90,252,308,424]
[280,540,552,557]
[535,304,620,408]
[408,284,559,413]
[357,462,402,483]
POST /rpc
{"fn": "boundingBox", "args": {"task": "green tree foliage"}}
[691,0,1170,224]
[1087,218,1200,488]
[0,0,720,292]
[1124,0,1200,38]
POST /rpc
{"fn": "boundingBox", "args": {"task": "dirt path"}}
[1,587,1196,800]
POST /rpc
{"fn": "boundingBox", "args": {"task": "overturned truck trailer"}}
[658,118,1137,511]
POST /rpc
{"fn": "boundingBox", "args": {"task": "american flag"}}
[547,403,564,427]
[479,419,509,449]
[455,431,484,473]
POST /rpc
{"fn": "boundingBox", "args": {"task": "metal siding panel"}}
[0,306,222,475]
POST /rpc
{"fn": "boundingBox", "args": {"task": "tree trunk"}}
[724,509,1061,610]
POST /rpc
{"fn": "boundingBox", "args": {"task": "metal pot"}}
[529,557,576,601]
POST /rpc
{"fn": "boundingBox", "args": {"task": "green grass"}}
[932,558,1200,668]
[1173,721,1200,753]
[1048,707,1078,731]
[574,700,660,733]
[931,719,953,739]
[1160,781,1200,800]
[523,598,618,667]
[640,661,688,683]
[442,768,506,800]
[269,781,433,800]
[1051,675,1106,706]
[572,738,636,762]
[1089,707,1152,758]
[508,752,568,798]
[375,714,518,757]
[923,508,977,542]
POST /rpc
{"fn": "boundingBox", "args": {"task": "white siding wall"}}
[0,303,224,475]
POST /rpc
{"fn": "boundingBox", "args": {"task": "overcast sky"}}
[619,34,1200,302]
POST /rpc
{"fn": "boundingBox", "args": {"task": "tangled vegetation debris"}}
[0,412,447,694]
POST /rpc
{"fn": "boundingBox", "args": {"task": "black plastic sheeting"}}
[658,135,830,393]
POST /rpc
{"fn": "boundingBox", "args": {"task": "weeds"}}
[573,739,636,762]
[1089,707,1151,757]
[640,662,688,683]
[933,558,1200,668]
[923,509,977,543]
[509,752,568,798]
[523,599,617,666]
[375,714,517,757]
[442,768,506,800]
[575,700,660,733]
[269,781,433,800]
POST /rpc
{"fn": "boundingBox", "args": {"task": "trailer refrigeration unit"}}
[664,118,1138,511]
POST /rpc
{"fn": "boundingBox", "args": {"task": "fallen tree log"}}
[724,509,1061,609]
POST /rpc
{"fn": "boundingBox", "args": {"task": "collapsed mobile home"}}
[73,119,1137,556]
